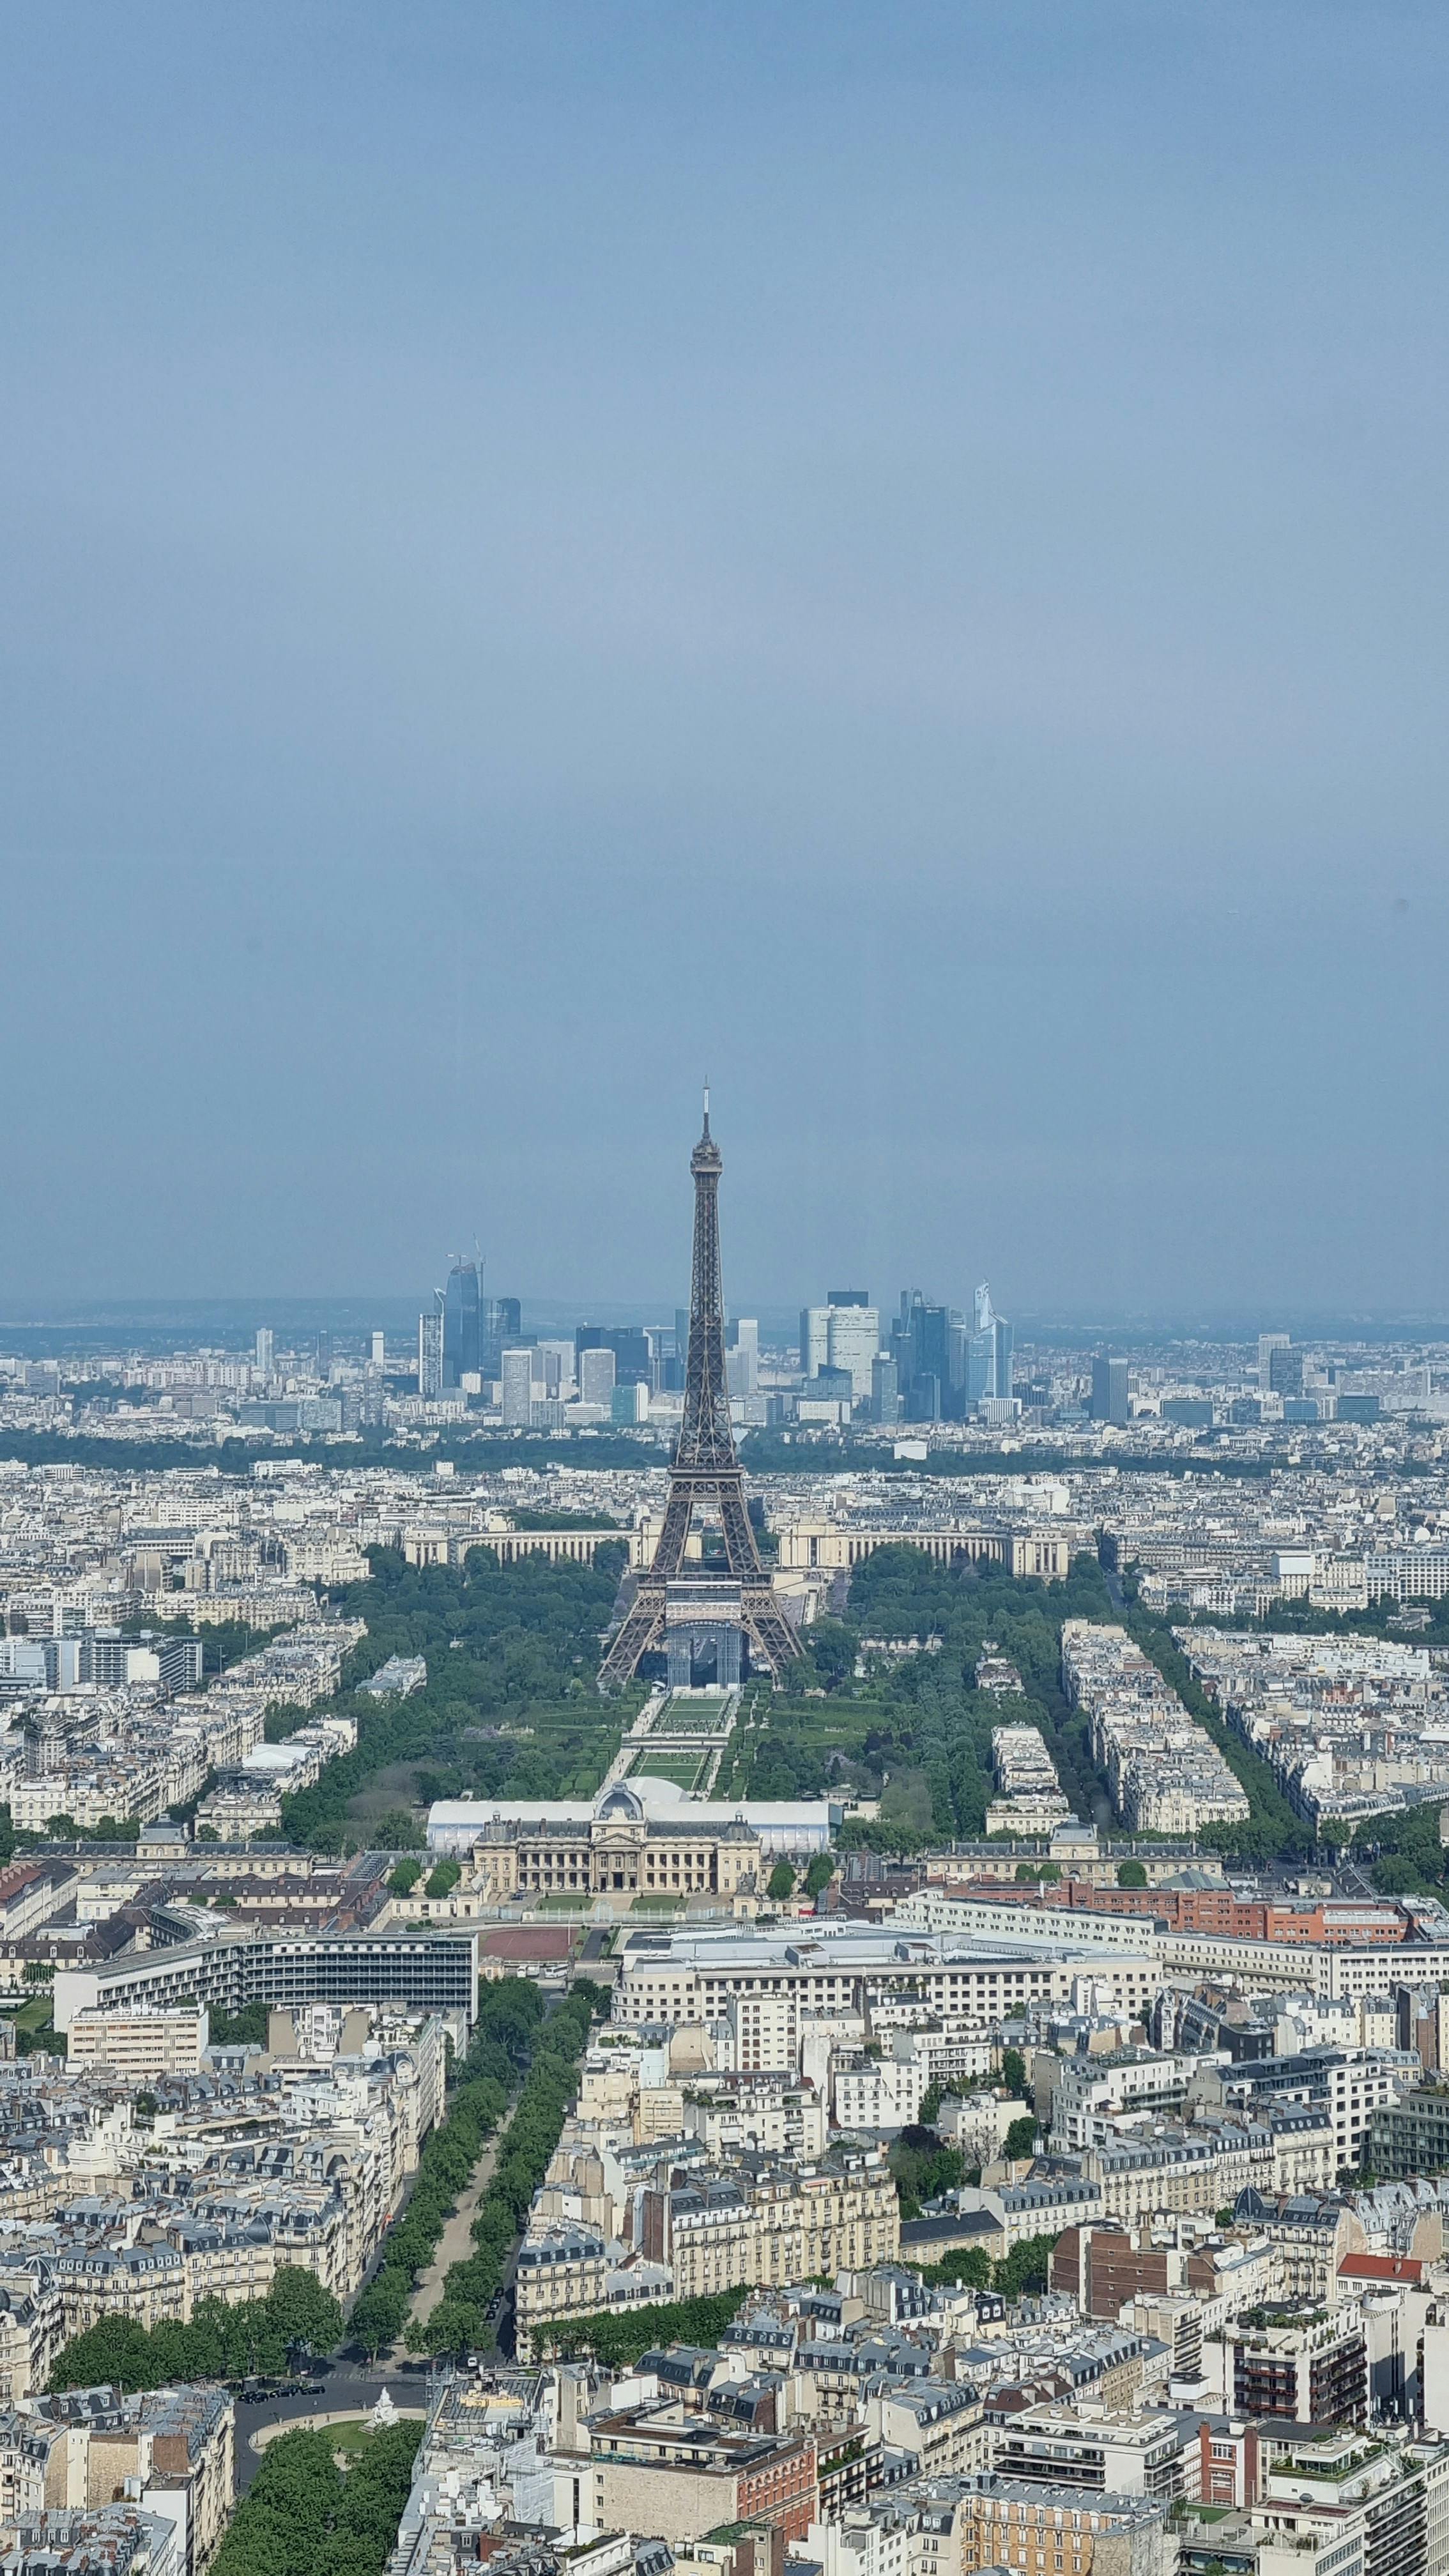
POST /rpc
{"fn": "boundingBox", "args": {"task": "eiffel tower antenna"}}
[598,1096,801,1688]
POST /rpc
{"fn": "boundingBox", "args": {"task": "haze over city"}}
[3,4,1447,1316]
[12,16,1449,2566]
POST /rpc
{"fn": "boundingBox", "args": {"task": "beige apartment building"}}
[960,2477,1173,2576]
[516,2152,899,2349]
[67,2008,208,2080]
[13,2384,235,2570]
[514,2232,616,2348]
[663,2155,900,2301]
[0,2278,64,2404]
[44,2241,188,2336]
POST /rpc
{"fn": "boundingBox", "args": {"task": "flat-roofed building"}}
[960,2474,1173,2576]
[586,2398,817,2544]
[67,2009,208,2080]
[611,1922,1159,2034]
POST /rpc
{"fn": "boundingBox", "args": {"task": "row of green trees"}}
[273,1544,631,1853]
[889,2126,967,2217]
[521,2225,1060,2370]
[726,1542,1314,1868]
[1121,1605,1308,1863]
[398,1979,608,2358]
[0,1427,664,1479]
[346,1977,548,2355]
[49,2266,342,2393]
[908,2230,1057,2299]
[530,2285,753,2368]
[732,1546,1119,1842]
[208,2001,271,2046]
[887,2110,1034,2216]
[1349,1797,1448,1897]
[210,2420,423,2576]
[762,1853,835,1905]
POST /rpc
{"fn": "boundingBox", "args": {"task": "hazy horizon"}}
[3,1294,1448,1354]
[4,4,1446,1314]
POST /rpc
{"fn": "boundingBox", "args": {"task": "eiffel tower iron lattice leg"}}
[599,1098,802,1689]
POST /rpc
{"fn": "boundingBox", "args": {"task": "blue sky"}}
[1,3,1445,1317]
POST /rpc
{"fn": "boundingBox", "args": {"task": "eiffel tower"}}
[598,1094,801,1688]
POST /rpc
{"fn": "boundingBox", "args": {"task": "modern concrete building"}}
[52,1928,479,2032]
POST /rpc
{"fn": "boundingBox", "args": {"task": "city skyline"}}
[7,10,1449,2552]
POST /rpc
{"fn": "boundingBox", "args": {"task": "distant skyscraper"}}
[889,1296,916,1399]
[418,1302,443,1397]
[885,1289,956,1414]
[800,1307,829,1375]
[995,1316,1015,1400]
[536,1338,574,1396]
[801,1297,878,1400]
[1091,1354,1130,1426]
[500,1347,534,1427]
[827,1303,878,1401]
[576,1324,652,1386]
[579,1346,617,1407]
[481,1298,521,1380]
[371,1330,387,1367]
[254,1328,273,1376]
[903,1293,950,1414]
[315,1330,332,1381]
[1268,1343,1304,1398]
[443,1259,481,1388]
[1259,1332,1292,1392]
[968,1299,993,1402]
[968,1284,1013,1405]
[871,1353,900,1424]
[727,1317,760,1400]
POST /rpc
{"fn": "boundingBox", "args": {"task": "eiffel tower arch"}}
[598,1097,801,1689]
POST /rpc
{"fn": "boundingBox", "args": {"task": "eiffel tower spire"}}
[598,1100,801,1688]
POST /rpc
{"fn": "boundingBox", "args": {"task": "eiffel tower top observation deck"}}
[597,1093,801,1689]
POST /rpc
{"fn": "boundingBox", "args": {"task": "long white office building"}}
[894,1889,1449,2004]
[611,1920,1160,2032]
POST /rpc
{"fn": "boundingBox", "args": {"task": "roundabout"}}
[237,2377,428,2488]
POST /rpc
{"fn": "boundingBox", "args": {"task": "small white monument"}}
[367,2388,399,2431]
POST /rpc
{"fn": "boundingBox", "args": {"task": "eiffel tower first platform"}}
[597,1097,802,1689]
